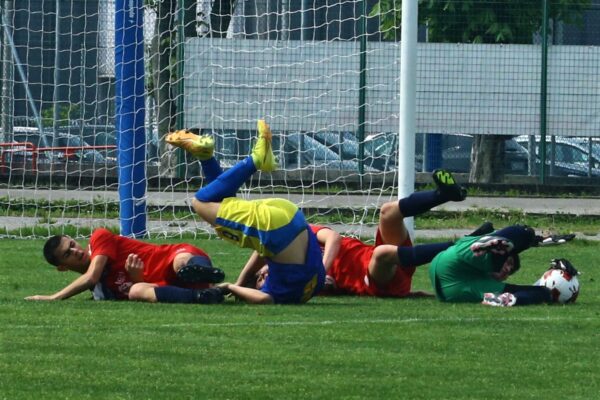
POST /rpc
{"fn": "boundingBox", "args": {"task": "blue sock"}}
[195,156,257,202]
[154,286,196,303]
[200,157,223,184]
[396,242,453,267]
[398,190,446,218]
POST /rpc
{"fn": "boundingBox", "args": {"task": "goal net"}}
[1,0,598,239]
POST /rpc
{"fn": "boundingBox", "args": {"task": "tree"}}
[371,0,589,182]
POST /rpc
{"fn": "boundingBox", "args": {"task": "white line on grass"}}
[156,315,585,328]
[11,315,589,330]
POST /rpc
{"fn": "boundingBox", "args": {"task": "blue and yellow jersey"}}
[215,197,307,257]
[260,227,326,304]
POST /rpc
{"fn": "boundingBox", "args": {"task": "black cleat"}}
[432,169,467,201]
[194,287,225,304]
[467,221,495,237]
[177,263,225,284]
[535,233,576,247]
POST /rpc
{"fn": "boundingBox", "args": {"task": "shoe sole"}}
[432,169,466,201]
[177,264,225,284]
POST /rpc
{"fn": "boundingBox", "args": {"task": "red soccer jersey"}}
[88,228,209,300]
[311,225,415,297]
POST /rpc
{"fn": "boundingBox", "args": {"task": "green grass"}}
[2,195,600,239]
[1,238,599,399]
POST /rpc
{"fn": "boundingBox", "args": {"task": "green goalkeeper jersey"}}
[429,236,506,302]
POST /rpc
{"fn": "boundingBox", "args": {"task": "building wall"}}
[184,39,600,138]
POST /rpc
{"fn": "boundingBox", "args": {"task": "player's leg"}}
[367,242,453,285]
[378,169,467,245]
[128,283,160,302]
[168,121,273,203]
[497,283,552,306]
[129,283,225,304]
[492,225,537,253]
[165,130,223,183]
[173,120,277,225]
[172,253,225,284]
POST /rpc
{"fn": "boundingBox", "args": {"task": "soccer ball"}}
[538,269,580,304]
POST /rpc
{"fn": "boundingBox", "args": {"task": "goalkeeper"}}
[26,228,226,304]
[165,120,325,304]
[429,224,576,306]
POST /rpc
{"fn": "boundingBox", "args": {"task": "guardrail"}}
[0,142,117,173]
[0,142,39,172]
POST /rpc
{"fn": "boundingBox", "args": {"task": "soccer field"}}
[1,238,598,399]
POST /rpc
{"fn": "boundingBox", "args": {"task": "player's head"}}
[491,253,521,281]
[43,235,90,271]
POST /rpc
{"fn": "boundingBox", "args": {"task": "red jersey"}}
[88,228,209,300]
[311,225,415,297]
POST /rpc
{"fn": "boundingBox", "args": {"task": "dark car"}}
[1,127,53,165]
[11,129,113,165]
[433,134,529,175]
[283,132,370,171]
[515,136,600,177]
[313,131,396,172]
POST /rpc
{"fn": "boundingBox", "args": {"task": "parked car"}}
[55,123,159,165]
[313,131,396,172]
[11,129,114,165]
[283,132,371,171]
[432,134,529,175]
[0,126,53,165]
[515,136,600,177]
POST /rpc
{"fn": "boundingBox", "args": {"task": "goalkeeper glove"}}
[549,258,580,276]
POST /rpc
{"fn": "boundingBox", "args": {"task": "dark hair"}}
[43,235,66,266]
[246,273,260,290]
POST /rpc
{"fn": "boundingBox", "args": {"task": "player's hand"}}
[324,275,336,289]
[470,236,514,256]
[24,295,56,301]
[125,253,144,282]
[549,258,580,276]
[215,282,233,298]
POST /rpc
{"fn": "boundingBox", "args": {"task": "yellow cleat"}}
[165,130,214,161]
[252,119,278,172]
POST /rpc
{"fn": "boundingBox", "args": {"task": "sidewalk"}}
[1,187,599,240]
[2,188,600,215]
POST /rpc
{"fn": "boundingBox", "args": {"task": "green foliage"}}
[1,238,599,399]
[40,104,82,127]
[370,0,591,42]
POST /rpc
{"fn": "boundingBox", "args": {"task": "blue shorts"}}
[215,197,306,257]
[260,228,325,304]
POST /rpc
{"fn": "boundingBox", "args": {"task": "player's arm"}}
[236,251,266,286]
[219,283,274,304]
[314,227,341,274]
[26,255,108,301]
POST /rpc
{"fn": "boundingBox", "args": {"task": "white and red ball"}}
[539,269,580,304]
